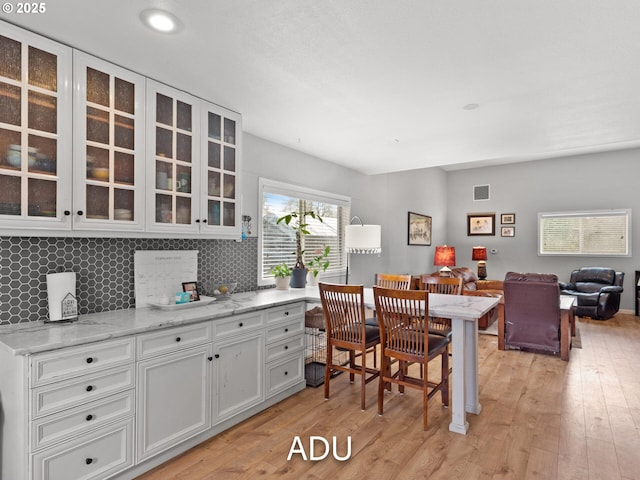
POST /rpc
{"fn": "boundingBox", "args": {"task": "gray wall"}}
[445,147,639,311]
[241,133,451,286]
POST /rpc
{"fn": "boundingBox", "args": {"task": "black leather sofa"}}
[559,267,624,320]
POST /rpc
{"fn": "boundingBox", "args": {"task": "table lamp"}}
[472,246,488,280]
[434,245,456,277]
[345,216,382,283]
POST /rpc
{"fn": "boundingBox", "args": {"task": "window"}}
[259,178,350,284]
[538,209,631,256]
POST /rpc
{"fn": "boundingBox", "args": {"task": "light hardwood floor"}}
[137,314,640,480]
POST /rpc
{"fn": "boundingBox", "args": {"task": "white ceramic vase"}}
[275,276,290,290]
[307,271,319,286]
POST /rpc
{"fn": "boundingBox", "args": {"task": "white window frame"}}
[538,209,631,256]
[258,178,351,286]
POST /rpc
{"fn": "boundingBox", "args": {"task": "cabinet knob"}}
[175,337,181,342]
[77,210,84,216]
[86,385,94,392]
[86,414,94,421]
[208,356,213,361]
[203,219,207,223]
[86,357,94,364]
[238,322,243,327]
[64,210,71,216]
[284,328,289,332]
[214,354,220,359]
[284,311,289,316]
[195,219,200,223]
[284,345,288,350]
[85,458,93,465]
[284,371,289,376]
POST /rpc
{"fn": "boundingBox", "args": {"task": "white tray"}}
[148,296,216,310]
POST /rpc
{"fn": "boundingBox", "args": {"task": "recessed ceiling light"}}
[463,103,480,110]
[140,9,181,33]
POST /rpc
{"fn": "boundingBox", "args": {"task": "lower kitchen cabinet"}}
[136,343,212,462]
[0,301,306,480]
[212,331,264,423]
[32,417,134,480]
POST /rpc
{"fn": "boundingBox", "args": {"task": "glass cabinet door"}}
[146,80,200,233]
[0,23,72,229]
[72,52,145,231]
[201,102,241,238]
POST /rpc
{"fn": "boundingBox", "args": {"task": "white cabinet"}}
[264,304,305,398]
[145,80,201,234]
[212,329,264,423]
[31,417,134,480]
[136,343,212,462]
[0,302,307,480]
[28,337,136,480]
[199,101,242,238]
[72,51,146,231]
[0,21,72,229]
[145,81,244,239]
[1,21,243,239]
[135,322,213,461]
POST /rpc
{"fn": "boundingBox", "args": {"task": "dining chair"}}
[373,286,450,430]
[365,274,413,366]
[318,282,381,411]
[419,275,463,337]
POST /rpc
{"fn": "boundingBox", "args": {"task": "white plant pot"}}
[275,276,290,290]
[307,271,319,286]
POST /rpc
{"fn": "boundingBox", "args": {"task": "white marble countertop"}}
[0,288,316,356]
[0,286,499,357]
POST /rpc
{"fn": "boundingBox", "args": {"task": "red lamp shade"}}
[472,246,487,261]
[434,245,456,267]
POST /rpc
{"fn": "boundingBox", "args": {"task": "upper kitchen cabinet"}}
[73,51,146,231]
[146,80,201,234]
[0,22,72,230]
[200,102,242,238]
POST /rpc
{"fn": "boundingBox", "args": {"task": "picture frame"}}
[501,213,516,224]
[467,213,496,236]
[182,281,200,301]
[501,226,516,237]
[408,212,432,246]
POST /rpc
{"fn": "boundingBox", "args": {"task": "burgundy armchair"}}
[502,272,565,357]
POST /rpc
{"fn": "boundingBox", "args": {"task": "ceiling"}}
[8,0,640,174]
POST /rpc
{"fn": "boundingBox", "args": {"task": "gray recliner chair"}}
[559,267,624,320]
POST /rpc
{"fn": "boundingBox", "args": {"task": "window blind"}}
[539,209,631,256]
[259,179,350,283]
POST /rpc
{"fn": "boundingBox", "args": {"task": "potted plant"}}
[305,246,330,286]
[270,263,292,290]
[276,208,323,288]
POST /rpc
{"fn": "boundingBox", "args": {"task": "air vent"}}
[473,184,490,201]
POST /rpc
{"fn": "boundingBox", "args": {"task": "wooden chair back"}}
[372,286,450,429]
[376,273,412,290]
[319,283,368,350]
[318,282,380,410]
[419,275,463,295]
[373,287,429,363]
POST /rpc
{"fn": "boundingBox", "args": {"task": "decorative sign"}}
[61,292,78,320]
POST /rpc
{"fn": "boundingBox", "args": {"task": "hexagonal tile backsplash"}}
[0,237,261,325]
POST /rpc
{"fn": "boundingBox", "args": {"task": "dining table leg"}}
[448,316,481,434]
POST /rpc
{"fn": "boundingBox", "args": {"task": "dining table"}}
[305,286,501,435]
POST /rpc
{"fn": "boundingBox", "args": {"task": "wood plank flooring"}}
[137,314,640,480]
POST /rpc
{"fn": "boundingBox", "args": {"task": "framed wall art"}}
[467,213,495,236]
[501,213,516,224]
[501,226,515,237]
[408,212,432,245]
